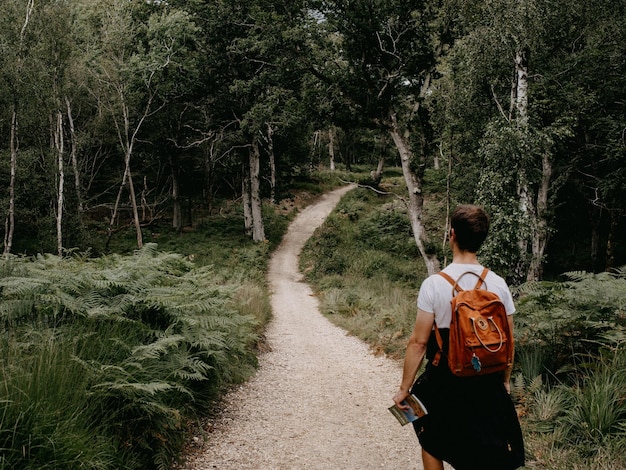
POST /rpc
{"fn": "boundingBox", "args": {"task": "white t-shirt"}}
[417,263,516,329]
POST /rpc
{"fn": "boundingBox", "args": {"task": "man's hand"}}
[503,381,511,394]
[393,389,411,411]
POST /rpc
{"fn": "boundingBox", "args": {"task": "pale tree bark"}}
[106,165,129,249]
[4,0,35,257]
[118,98,143,249]
[328,127,336,171]
[370,134,386,185]
[105,83,158,249]
[527,151,552,280]
[370,156,385,185]
[140,175,151,222]
[388,112,440,276]
[511,48,553,281]
[311,130,322,171]
[4,109,18,256]
[249,140,266,242]
[514,48,532,223]
[54,111,65,257]
[385,67,440,275]
[65,97,83,214]
[263,123,277,204]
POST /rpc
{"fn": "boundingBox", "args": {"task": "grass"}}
[0,332,121,469]
[0,247,268,469]
[6,164,625,469]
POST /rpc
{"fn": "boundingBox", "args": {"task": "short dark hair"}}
[451,205,490,253]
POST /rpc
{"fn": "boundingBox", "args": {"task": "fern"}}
[0,245,265,469]
[515,266,626,378]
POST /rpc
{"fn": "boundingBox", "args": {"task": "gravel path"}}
[180,185,427,470]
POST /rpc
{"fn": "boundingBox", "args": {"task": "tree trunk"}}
[606,210,620,270]
[527,151,552,281]
[54,111,65,257]
[370,156,385,185]
[203,138,218,212]
[388,113,440,275]
[514,50,529,125]
[106,166,129,250]
[512,48,534,280]
[242,159,253,236]
[590,205,602,272]
[265,123,276,204]
[514,49,531,219]
[328,127,336,171]
[170,153,182,231]
[125,155,143,249]
[249,140,266,242]
[65,97,83,215]
[4,108,18,256]
[3,3,33,257]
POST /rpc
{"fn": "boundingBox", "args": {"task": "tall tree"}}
[439,0,626,280]
[316,0,445,274]
[1,0,35,256]
[81,1,198,249]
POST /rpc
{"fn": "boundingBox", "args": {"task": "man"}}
[393,205,524,470]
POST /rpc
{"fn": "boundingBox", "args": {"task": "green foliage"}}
[511,267,626,466]
[301,184,428,357]
[517,346,626,468]
[0,244,267,469]
[561,355,626,448]
[0,333,121,470]
[514,267,626,376]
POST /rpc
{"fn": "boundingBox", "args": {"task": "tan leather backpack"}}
[432,268,514,377]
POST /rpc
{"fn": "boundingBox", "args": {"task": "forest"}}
[0,0,624,281]
[0,0,625,468]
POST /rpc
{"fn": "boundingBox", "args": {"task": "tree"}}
[316,0,445,274]
[437,0,626,280]
[80,1,199,249]
[1,0,35,256]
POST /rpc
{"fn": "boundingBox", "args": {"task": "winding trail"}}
[181,185,425,469]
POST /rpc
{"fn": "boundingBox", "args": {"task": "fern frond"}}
[131,335,185,360]
[94,381,173,396]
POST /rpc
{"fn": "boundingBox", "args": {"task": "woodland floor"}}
[178,185,447,469]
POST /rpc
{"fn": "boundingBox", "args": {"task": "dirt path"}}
[181,185,425,469]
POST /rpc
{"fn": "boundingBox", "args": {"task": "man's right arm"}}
[393,309,434,409]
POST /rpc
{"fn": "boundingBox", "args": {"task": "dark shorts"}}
[410,331,525,470]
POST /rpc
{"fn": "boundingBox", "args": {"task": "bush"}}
[0,245,265,470]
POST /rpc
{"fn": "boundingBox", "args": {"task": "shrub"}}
[0,245,262,470]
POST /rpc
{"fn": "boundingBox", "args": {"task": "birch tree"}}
[82,1,197,249]
[446,0,595,280]
[225,0,313,242]
[318,0,446,274]
[2,0,35,256]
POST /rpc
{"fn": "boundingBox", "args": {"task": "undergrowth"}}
[0,245,267,469]
[0,168,352,470]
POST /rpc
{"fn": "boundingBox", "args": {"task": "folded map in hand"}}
[388,394,428,426]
